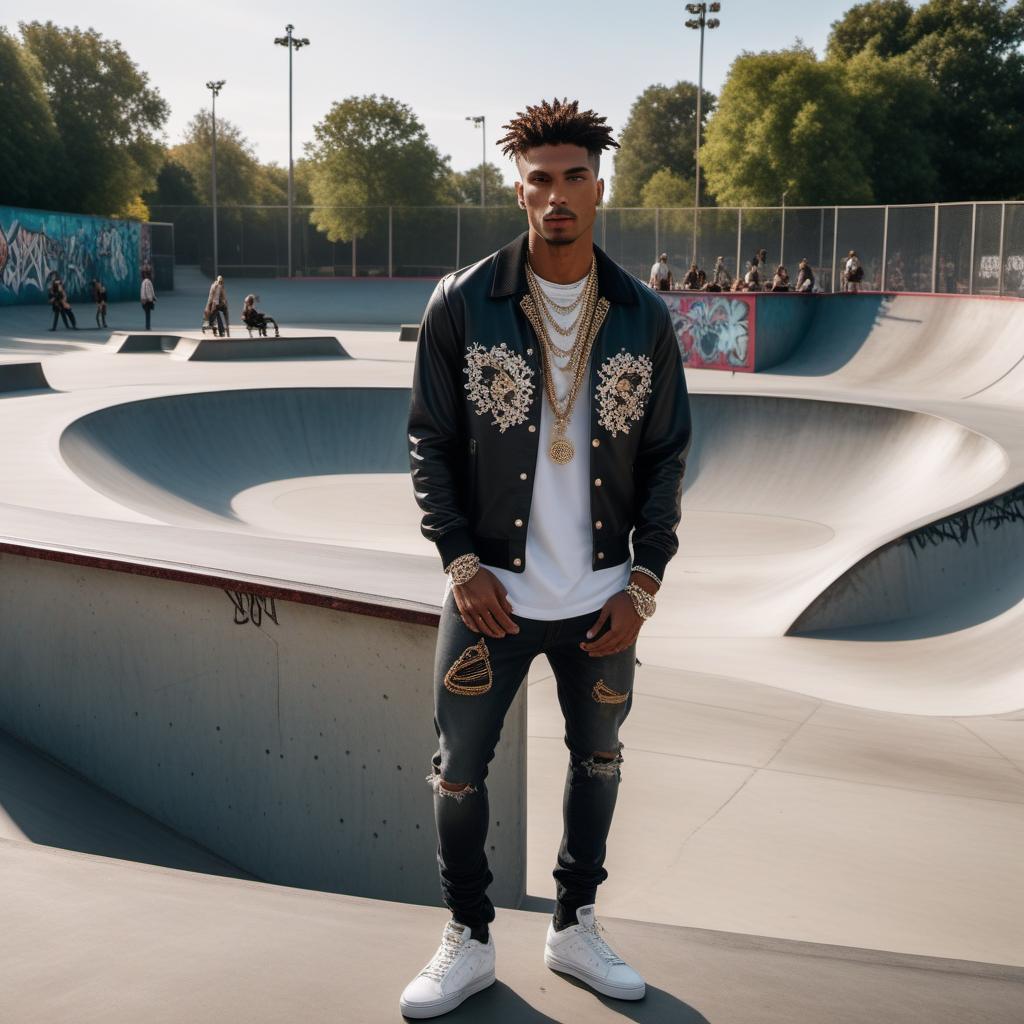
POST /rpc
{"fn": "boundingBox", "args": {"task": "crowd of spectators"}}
[646,247,872,295]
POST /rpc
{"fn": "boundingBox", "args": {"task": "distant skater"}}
[648,252,673,291]
[92,278,108,328]
[47,277,76,331]
[844,250,864,293]
[403,98,690,1019]
[140,272,156,330]
[206,275,229,337]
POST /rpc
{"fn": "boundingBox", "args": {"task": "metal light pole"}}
[684,3,721,265]
[780,189,789,267]
[275,25,310,277]
[205,80,225,277]
[466,116,486,206]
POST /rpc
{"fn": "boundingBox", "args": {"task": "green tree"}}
[843,51,940,203]
[611,82,716,206]
[828,0,1024,200]
[142,158,201,207]
[170,111,267,207]
[701,47,873,206]
[20,21,168,216]
[446,163,516,205]
[0,28,59,209]
[305,94,451,242]
[640,168,695,207]
[826,0,913,60]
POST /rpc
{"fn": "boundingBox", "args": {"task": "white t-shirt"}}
[650,260,671,282]
[482,271,630,620]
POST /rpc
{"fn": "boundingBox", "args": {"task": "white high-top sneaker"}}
[399,920,495,1019]
[544,905,645,1000]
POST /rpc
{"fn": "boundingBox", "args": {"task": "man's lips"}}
[544,216,575,225]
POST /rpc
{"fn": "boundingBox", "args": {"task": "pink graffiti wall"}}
[659,292,756,372]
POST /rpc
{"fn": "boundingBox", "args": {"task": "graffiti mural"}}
[0,206,141,306]
[660,293,756,372]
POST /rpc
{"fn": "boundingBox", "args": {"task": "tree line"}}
[2,2,1022,241]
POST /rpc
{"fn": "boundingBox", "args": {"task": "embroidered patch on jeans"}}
[592,679,629,704]
[444,639,493,696]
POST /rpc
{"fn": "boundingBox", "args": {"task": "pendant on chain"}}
[549,419,575,464]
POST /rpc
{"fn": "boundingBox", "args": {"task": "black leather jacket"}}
[408,232,691,582]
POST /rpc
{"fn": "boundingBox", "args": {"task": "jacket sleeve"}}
[630,302,691,581]
[408,278,475,569]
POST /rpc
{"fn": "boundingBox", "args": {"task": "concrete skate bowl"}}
[58,386,417,543]
[58,388,1006,614]
[790,481,1024,640]
[765,293,1024,397]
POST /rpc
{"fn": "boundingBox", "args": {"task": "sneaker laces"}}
[421,929,464,982]
[580,919,625,966]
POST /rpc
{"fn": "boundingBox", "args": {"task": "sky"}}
[5,1,918,189]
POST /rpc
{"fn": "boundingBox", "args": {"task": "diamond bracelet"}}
[630,565,663,588]
[444,553,481,586]
[625,582,657,620]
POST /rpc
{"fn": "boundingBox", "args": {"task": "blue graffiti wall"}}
[0,206,141,306]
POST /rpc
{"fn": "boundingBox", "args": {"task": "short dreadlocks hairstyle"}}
[496,98,618,174]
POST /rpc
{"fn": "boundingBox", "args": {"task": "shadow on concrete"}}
[762,294,892,377]
[542,975,711,1022]
[424,979,710,1023]
[0,727,251,879]
[519,894,557,915]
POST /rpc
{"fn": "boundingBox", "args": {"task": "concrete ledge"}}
[172,336,350,361]
[0,550,524,908]
[0,361,51,394]
[106,332,182,353]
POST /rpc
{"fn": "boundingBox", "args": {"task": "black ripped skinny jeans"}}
[429,592,635,930]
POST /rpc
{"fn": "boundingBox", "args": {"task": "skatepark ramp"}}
[57,386,1006,643]
[0,361,52,394]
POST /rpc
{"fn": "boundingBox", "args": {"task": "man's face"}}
[515,144,604,246]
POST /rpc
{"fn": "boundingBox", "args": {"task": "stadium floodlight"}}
[275,25,312,278]
[465,116,487,207]
[684,3,723,264]
[205,80,226,277]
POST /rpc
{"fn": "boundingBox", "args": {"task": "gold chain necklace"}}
[525,260,590,313]
[523,263,600,464]
[538,272,598,360]
[526,260,594,337]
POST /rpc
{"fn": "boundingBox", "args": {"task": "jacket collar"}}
[489,231,636,305]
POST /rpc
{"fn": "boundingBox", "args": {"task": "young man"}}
[648,252,673,291]
[403,99,691,1019]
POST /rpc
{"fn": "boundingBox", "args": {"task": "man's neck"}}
[527,228,594,284]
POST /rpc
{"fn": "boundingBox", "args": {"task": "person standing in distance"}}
[403,98,691,1019]
[844,250,864,293]
[92,278,108,328]
[140,271,155,331]
[648,252,673,291]
[207,274,229,336]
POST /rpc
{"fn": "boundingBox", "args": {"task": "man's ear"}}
[515,179,526,210]
[596,178,605,207]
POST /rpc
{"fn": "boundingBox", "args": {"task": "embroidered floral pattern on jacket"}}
[594,351,654,436]
[463,342,535,432]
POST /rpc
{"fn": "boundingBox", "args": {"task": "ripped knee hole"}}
[425,772,479,802]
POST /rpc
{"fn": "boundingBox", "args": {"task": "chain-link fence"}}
[147,201,1024,297]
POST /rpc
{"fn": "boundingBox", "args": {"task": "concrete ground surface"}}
[6,837,1023,1024]
[3,272,1024,1020]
